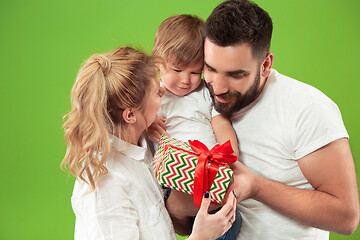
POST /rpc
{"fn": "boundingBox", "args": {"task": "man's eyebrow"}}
[227,69,247,75]
[205,61,248,75]
[204,61,214,70]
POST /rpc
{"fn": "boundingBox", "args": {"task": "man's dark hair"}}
[204,0,273,59]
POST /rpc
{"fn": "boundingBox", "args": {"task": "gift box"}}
[153,135,237,208]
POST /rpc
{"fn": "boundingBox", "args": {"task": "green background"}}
[0,0,359,239]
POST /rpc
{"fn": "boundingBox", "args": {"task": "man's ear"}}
[261,52,274,78]
[122,108,136,124]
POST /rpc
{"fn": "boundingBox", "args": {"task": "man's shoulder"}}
[269,69,331,104]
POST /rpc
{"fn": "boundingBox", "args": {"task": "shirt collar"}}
[110,135,148,161]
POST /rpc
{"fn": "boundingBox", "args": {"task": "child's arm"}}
[211,114,239,157]
[146,115,168,142]
[212,114,243,204]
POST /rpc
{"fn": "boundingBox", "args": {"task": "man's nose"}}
[212,74,228,95]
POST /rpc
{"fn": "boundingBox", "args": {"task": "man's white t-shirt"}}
[231,69,348,240]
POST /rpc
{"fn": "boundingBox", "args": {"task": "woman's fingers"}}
[218,191,236,224]
[231,192,237,223]
[219,191,235,215]
[198,192,211,215]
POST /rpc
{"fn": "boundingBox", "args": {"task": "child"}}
[61,46,237,240]
[148,15,242,239]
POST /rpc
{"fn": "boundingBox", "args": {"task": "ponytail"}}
[62,54,111,191]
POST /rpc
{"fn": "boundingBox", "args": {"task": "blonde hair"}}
[152,14,205,67]
[61,47,158,191]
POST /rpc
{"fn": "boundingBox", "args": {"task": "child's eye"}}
[172,68,181,73]
[191,72,202,75]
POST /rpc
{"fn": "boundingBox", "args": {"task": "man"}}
[203,0,359,239]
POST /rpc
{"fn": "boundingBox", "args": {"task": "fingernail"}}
[232,190,237,198]
[204,192,209,198]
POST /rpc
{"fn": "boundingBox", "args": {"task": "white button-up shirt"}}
[71,135,177,240]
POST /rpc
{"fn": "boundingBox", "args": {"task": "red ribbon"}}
[189,140,238,208]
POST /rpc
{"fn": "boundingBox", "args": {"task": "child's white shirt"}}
[158,81,218,149]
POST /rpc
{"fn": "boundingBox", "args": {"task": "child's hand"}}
[188,191,236,240]
[146,115,168,141]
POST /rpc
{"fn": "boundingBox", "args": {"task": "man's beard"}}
[206,70,261,116]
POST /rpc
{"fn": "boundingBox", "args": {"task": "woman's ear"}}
[261,52,274,78]
[122,108,136,124]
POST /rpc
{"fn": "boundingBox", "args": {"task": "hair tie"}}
[95,55,112,77]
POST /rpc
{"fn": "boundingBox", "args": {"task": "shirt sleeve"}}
[211,106,221,118]
[202,82,221,118]
[292,99,348,160]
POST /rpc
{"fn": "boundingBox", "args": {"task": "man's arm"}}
[296,138,359,234]
[232,138,359,235]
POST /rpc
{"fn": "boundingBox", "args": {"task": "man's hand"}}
[224,160,258,204]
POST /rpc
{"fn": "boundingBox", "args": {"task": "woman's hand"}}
[188,191,236,240]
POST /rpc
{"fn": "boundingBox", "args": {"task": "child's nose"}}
[181,74,191,84]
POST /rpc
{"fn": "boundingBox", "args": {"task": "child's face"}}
[160,61,203,96]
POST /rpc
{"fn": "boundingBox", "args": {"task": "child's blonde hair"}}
[152,14,204,67]
[61,47,159,191]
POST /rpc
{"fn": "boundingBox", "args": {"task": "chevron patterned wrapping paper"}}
[153,135,233,205]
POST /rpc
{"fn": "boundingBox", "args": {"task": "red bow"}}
[189,140,237,208]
